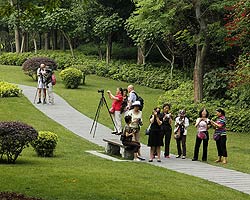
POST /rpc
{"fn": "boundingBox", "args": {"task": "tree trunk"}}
[106,34,112,64]
[14,28,20,53]
[44,32,49,50]
[193,0,208,103]
[33,38,37,54]
[61,30,74,57]
[137,46,145,65]
[98,43,103,60]
[20,33,25,53]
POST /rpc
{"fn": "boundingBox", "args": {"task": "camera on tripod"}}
[98,89,104,93]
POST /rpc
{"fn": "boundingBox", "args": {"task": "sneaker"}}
[176,155,181,158]
[137,156,146,161]
[182,156,186,159]
[148,159,153,162]
[133,158,141,162]
[157,159,161,162]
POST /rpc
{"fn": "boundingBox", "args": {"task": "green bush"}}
[32,131,58,157]
[0,52,31,66]
[0,81,22,97]
[0,121,38,163]
[59,67,82,88]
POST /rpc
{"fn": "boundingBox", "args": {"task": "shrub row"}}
[0,81,22,98]
[158,81,250,133]
[0,51,187,90]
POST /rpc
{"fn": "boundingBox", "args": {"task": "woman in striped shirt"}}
[210,108,228,164]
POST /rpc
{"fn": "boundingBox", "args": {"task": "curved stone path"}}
[19,84,250,195]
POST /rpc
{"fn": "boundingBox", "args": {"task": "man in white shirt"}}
[36,63,47,104]
[127,85,137,111]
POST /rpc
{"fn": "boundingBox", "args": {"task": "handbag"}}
[213,132,220,141]
[145,124,151,135]
[197,131,207,140]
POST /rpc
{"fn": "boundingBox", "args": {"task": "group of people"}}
[36,63,55,104]
[107,85,228,164]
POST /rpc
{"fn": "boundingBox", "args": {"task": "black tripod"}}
[90,90,118,138]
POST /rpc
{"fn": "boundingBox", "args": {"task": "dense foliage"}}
[22,57,58,80]
[0,121,38,163]
[0,81,22,97]
[32,131,58,157]
[59,67,82,89]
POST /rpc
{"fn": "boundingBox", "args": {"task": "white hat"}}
[132,101,141,106]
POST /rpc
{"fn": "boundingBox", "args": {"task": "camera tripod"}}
[90,90,118,138]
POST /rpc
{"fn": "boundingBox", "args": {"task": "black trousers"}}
[193,131,209,161]
[176,135,186,156]
[163,128,172,156]
[216,135,227,157]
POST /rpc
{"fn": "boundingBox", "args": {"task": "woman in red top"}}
[107,88,123,134]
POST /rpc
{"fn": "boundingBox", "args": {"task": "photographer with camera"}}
[148,107,163,162]
[36,63,47,104]
[107,88,123,135]
[43,66,54,104]
[174,110,189,159]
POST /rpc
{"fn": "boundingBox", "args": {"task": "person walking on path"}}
[121,115,141,161]
[127,101,145,160]
[192,108,210,162]
[148,107,163,162]
[36,63,47,104]
[210,108,228,164]
[107,88,123,135]
[160,103,173,158]
[174,110,189,159]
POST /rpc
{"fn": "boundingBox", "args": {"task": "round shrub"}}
[59,67,82,88]
[22,57,58,80]
[0,121,38,163]
[0,81,22,97]
[32,131,58,157]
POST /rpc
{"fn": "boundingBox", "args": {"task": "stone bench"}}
[103,138,134,160]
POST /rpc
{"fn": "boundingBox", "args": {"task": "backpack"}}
[51,74,56,85]
[132,92,144,110]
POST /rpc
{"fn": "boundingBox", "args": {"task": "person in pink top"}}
[107,88,123,135]
[192,108,211,162]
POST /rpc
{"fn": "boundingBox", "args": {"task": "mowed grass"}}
[0,65,250,200]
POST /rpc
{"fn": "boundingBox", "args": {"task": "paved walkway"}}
[19,84,250,195]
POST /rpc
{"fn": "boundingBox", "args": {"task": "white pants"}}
[113,111,122,133]
[47,83,54,104]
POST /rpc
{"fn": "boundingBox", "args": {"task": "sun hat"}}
[132,100,141,106]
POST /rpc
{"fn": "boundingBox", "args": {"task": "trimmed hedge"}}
[0,121,38,163]
[59,67,82,89]
[32,131,58,157]
[0,81,22,97]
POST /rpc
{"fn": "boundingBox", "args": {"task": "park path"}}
[19,84,250,195]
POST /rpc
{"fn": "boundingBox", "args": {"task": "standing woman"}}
[174,110,189,159]
[127,101,145,160]
[148,107,163,162]
[192,108,210,162]
[120,88,129,116]
[107,88,123,135]
[210,108,228,164]
[160,103,173,158]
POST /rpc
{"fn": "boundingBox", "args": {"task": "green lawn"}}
[0,65,250,200]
